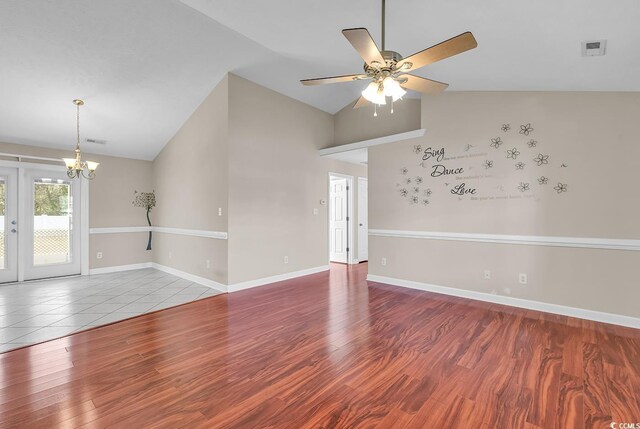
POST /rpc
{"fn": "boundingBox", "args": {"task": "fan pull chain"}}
[391,99,394,114]
[374,103,377,117]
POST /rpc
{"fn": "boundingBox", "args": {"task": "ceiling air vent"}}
[582,40,606,57]
[86,138,107,145]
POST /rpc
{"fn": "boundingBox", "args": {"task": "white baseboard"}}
[151,263,227,293]
[367,274,640,329]
[228,265,330,293]
[89,262,153,275]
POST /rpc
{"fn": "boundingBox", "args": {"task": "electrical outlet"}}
[284,256,289,264]
[484,269,491,280]
[96,252,102,259]
[313,208,319,215]
[218,207,222,216]
[504,287,512,295]
[519,273,528,285]
[381,257,387,266]
[206,259,210,269]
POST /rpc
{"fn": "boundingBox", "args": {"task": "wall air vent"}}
[582,40,606,57]
[86,138,107,145]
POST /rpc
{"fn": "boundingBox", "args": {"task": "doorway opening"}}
[328,172,368,266]
[0,162,86,283]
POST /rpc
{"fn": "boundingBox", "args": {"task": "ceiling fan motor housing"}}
[364,50,403,79]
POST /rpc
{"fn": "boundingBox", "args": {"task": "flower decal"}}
[533,154,549,166]
[413,187,420,194]
[490,137,503,149]
[410,195,419,204]
[501,124,511,132]
[554,183,568,193]
[399,188,408,197]
[401,167,408,175]
[506,148,520,159]
[484,160,494,169]
[515,162,525,170]
[517,182,530,192]
[538,176,549,185]
[464,144,475,152]
[519,123,534,136]
[413,145,422,154]
[527,139,538,148]
[415,176,423,184]
[424,188,432,197]
[405,178,412,185]
[422,199,430,206]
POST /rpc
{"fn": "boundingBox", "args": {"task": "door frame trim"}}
[328,172,356,265]
[357,176,368,262]
[0,160,89,281]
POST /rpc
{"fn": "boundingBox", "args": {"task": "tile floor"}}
[0,268,222,353]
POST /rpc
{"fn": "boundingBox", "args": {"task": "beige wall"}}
[332,98,420,147]
[0,141,153,270]
[227,74,366,285]
[368,92,640,318]
[151,76,229,284]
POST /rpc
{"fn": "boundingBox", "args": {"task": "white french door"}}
[23,169,81,280]
[0,165,82,283]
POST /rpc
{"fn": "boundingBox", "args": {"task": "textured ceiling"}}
[1,0,639,159]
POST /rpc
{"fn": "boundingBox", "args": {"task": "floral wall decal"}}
[533,154,549,166]
[506,148,520,159]
[554,183,568,193]
[517,182,530,192]
[395,121,569,206]
[519,123,534,135]
[132,190,156,251]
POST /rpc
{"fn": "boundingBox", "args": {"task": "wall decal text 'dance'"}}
[396,123,570,206]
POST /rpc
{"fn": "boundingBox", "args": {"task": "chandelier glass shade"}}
[361,77,406,106]
[63,99,99,180]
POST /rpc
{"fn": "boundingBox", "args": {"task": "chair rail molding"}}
[90,226,228,240]
[369,229,640,251]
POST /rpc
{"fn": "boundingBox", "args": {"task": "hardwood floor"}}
[1,263,639,428]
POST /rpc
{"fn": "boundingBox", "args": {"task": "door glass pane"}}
[0,178,5,269]
[33,178,72,266]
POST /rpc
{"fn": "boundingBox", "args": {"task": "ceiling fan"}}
[300,0,477,113]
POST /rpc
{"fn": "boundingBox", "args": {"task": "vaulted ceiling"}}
[1,0,638,159]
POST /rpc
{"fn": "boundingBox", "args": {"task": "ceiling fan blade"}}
[301,74,368,86]
[397,32,477,72]
[342,28,385,66]
[353,96,369,109]
[400,75,449,94]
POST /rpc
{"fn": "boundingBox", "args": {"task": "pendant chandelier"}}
[63,99,99,180]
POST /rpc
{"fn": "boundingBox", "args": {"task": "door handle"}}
[11,229,17,233]
[359,223,363,226]
[11,220,16,225]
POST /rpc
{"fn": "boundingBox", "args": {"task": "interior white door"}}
[357,177,368,262]
[0,167,18,283]
[329,177,348,263]
[23,169,81,280]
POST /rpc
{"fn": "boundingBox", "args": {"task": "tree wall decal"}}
[132,190,156,250]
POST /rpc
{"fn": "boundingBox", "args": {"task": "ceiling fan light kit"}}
[301,0,478,115]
